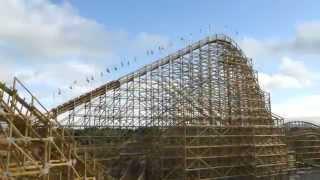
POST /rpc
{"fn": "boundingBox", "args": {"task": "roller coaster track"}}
[284,121,320,169]
[0,34,291,179]
[49,34,288,180]
[50,34,249,116]
[0,78,104,179]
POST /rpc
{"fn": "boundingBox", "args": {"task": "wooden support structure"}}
[50,35,289,179]
[7,34,320,179]
[0,79,104,179]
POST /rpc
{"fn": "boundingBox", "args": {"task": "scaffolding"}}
[0,78,104,179]
[285,121,320,169]
[51,34,288,179]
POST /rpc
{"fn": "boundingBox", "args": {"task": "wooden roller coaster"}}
[0,35,319,179]
[0,78,104,179]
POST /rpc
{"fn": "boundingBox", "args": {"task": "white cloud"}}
[259,57,313,91]
[238,21,320,123]
[296,21,320,42]
[241,21,320,58]
[0,64,15,84]
[0,0,171,108]
[291,21,320,53]
[10,60,108,108]
[280,57,309,78]
[17,61,97,86]
[240,37,271,58]
[0,0,169,60]
[259,73,303,90]
[273,95,320,123]
[0,0,114,59]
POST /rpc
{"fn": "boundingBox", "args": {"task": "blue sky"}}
[68,0,317,38]
[1,0,320,123]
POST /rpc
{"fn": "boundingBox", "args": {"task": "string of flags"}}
[53,24,241,98]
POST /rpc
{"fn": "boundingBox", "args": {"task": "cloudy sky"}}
[1,0,320,123]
